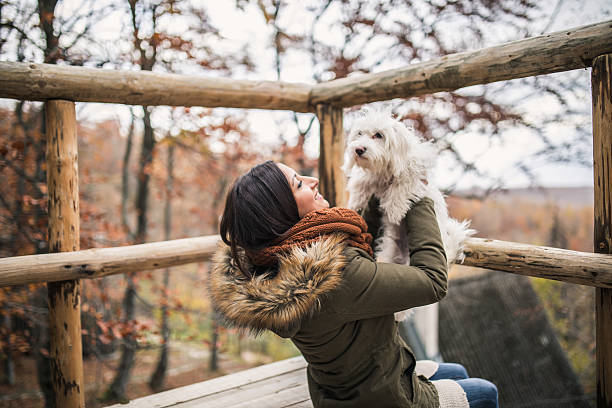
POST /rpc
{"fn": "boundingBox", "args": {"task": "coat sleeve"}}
[334,197,448,320]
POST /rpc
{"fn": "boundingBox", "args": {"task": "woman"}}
[209,161,498,408]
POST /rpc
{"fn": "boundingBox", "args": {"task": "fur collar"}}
[208,233,348,337]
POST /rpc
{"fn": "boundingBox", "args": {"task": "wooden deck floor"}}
[107,356,312,408]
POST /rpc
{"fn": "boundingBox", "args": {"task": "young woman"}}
[209,160,498,408]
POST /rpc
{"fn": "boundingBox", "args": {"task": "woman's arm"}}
[335,197,448,320]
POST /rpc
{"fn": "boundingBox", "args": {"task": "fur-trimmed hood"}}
[208,233,348,338]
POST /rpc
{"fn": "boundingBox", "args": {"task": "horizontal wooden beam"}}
[462,237,612,288]
[0,62,314,112]
[1,21,609,111]
[0,235,611,289]
[311,20,612,107]
[0,235,220,287]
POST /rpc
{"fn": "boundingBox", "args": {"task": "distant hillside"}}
[455,186,593,207]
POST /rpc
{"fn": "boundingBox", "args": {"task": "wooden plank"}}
[285,401,314,408]
[2,235,612,288]
[592,54,612,408]
[0,235,220,287]
[311,20,612,107]
[177,369,307,408]
[462,237,612,288]
[316,104,346,207]
[228,383,310,408]
[0,62,314,112]
[106,356,307,408]
[45,100,84,407]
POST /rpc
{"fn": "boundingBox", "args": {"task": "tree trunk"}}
[38,0,60,64]
[135,106,155,244]
[549,207,568,249]
[210,315,219,372]
[2,312,15,385]
[12,102,26,253]
[104,107,135,400]
[33,286,54,408]
[121,108,135,239]
[208,175,229,373]
[106,105,156,402]
[149,143,174,391]
[34,97,51,408]
[106,278,136,403]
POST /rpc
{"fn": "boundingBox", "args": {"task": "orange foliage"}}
[447,194,593,251]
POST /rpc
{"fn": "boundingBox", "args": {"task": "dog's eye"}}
[373,132,383,139]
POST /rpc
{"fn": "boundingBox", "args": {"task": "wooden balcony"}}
[0,19,611,407]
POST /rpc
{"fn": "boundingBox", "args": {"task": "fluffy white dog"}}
[342,109,475,321]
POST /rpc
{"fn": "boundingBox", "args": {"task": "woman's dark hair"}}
[220,161,300,275]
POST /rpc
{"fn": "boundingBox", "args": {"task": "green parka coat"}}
[209,197,448,407]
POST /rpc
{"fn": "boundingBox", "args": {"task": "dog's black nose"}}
[355,147,366,156]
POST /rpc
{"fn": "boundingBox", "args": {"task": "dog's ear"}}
[415,140,438,169]
[389,121,411,178]
[341,148,355,176]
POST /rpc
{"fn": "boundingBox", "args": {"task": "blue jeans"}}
[430,363,499,408]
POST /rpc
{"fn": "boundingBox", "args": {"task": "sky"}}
[4,0,612,190]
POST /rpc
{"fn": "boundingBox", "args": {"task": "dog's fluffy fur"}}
[342,108,475,321]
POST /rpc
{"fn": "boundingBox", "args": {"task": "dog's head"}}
[343,109,434,179]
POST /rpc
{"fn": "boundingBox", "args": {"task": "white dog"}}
[342,109,475,322]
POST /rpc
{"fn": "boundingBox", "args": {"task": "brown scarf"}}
[247,207,374,267]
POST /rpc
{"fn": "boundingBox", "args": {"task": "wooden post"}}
[316,104,345,207]
[46,100,84,407]
[592,54,612,408]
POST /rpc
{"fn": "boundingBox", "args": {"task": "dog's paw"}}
[347,194,368,211]
[381,199,413,225]
[456,223,476,263]
[445,219,476,263]
[379,179,427,225]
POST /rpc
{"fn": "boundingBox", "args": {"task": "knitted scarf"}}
[247,207,374,267]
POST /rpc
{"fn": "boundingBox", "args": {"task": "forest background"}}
[0,0,609,406]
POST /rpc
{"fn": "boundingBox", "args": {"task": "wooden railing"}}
[0,20,611,407]
[0,236,611,288]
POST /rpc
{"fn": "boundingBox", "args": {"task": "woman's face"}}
[277,163,329,217]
